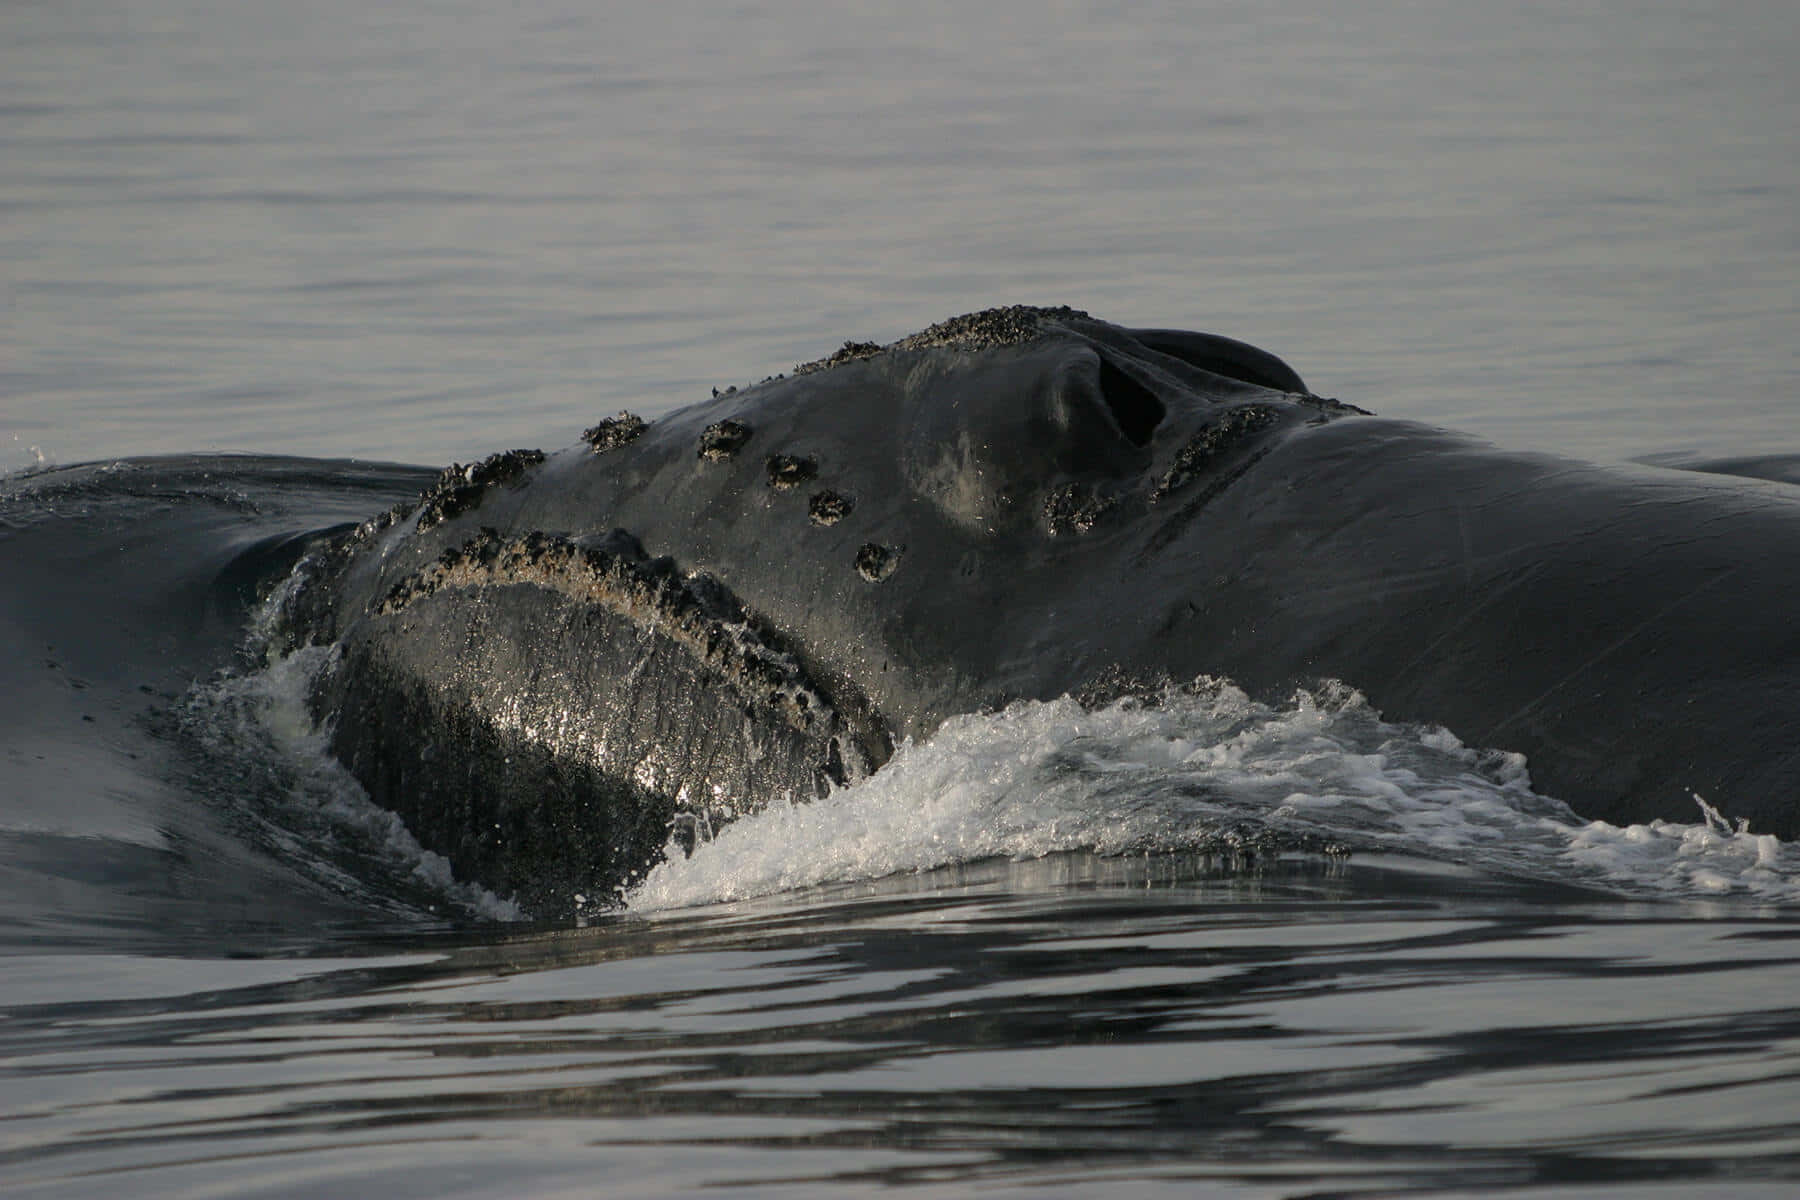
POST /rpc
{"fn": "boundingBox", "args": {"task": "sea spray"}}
[629,682,1800,912]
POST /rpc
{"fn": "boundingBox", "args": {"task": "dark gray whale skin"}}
[272,306,1800,913]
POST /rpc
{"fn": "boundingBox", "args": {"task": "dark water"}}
[6,1,1800,1196]
[10,855,1800,1199]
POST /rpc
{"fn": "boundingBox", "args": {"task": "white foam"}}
[186,643,524,922]
[1563,796,1793,901]
[626,681,1800,912]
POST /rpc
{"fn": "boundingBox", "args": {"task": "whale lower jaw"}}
[307,528,890,914]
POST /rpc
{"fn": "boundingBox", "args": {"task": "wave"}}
[626,681,1800,912]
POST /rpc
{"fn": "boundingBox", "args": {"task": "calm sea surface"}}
[5,1,1800,1196]
[6,0,1798,470]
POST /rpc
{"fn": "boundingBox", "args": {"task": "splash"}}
[627,681,1800,912]
[1564,796,1792,899]
[182,643,523,922]
[1,438,52,479]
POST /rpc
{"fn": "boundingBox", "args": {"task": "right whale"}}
[283,307,1800,910]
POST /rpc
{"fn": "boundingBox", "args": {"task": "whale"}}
[245,305,1800,912]
[8,307,1800,917]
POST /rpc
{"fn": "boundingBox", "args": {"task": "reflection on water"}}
[8,854,1800,1196]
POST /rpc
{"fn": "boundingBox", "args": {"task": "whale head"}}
[286,308,1350,913]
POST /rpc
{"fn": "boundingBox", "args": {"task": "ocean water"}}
[5,1,1800,1196]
